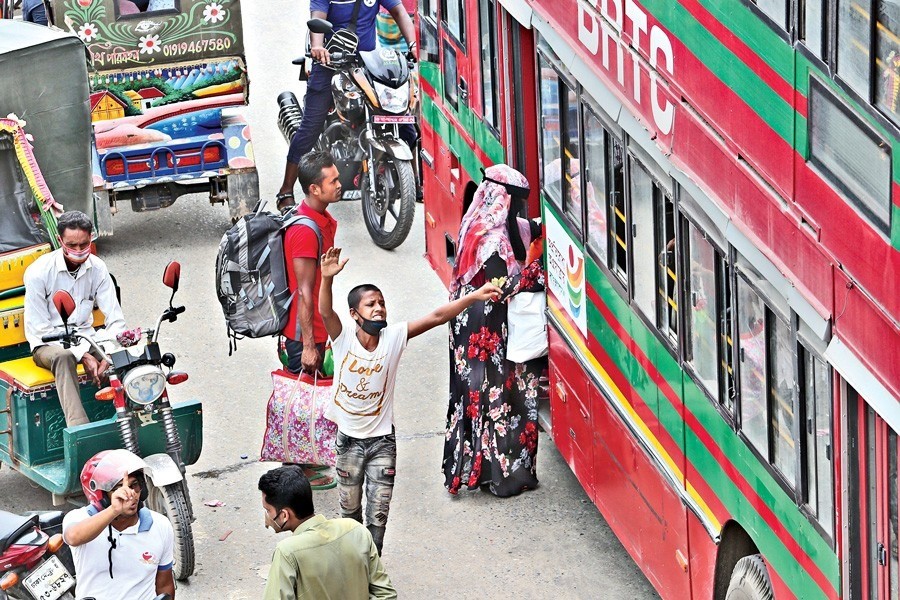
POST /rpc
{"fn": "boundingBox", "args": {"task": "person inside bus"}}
[442,164,546,498]
[275,0,418,208]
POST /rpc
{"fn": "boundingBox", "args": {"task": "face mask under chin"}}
[357,317,388,336]
[62,247,91,263]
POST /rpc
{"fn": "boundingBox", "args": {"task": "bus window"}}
[478,0,500,131]
[563,87,582,230]
[875,2,900,124]
[539,56,562,208]
[609,138,626,284]
[752,0,788,29]
[418,0,439,62]
[584,109,608,264]
[801,0,826,60]
[809,78,892,236]
[738,277,767,453]
[802,349,833,537]
[837,0,872,97]
[443,39,458,110]
[441,0,465,45]
[657,194,677,343]
[769,315,797,488]
[718,258,735,414]
[630,159,656,320]
[686,222,719,399]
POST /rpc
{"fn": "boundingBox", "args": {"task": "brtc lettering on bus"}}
[577,0,675,138]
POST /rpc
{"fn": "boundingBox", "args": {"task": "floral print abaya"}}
[442,256,545,497]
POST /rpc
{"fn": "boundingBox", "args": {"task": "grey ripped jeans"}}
[334,430,396,554]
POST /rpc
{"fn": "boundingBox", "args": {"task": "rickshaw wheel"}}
[146,483,195,581]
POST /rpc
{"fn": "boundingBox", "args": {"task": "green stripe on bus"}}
[420,61,505,166]
[542,199,840,593]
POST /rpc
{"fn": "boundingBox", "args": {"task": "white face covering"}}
[61,243,91,264]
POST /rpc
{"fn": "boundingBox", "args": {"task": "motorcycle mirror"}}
[307,18,333,35]
[51,290,76,325]
[162,261,181,292]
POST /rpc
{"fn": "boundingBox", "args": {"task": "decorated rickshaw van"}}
[47,0,258,230]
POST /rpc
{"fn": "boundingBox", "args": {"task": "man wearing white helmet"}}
[62,449,176,600]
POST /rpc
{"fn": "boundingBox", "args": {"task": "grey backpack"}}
[216,207,321,352]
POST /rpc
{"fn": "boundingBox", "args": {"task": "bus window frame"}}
[417,0,440,63]
[797,340,836,546]
[680,211,733,421]
[439,0,466,48]
[477,0,501,138]
[807,75,893,238]
[581,97,618,282]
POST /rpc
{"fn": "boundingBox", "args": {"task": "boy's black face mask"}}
[355,315,388,336]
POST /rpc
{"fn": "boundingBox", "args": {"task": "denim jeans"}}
[334,430,396,554]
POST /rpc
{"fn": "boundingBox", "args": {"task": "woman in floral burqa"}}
[442,164,546,497]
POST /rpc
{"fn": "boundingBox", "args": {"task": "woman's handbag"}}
[260,369,338,466]
[506,291,548,363]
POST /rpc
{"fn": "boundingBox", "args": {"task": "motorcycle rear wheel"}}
[361,157,416,250]
[146,483,195,581]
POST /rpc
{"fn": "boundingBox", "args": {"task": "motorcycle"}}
[40,262,196,582]
[0,510,73,600]
[277,18,419,250]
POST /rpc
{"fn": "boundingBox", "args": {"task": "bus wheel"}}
[725,555,774,600]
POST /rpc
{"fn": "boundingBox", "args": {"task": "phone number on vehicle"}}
[162,38,232,56]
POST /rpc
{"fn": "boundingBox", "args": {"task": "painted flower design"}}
[203,2,226,23]
[77,22,97,42]
[138,34,161,54]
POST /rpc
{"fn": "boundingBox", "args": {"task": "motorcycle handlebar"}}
[41,333,66,343]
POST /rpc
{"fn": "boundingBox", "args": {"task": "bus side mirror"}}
[51,290,76,325]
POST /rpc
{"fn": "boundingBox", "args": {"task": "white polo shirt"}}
[326,321,408,439]
[63,506,174,600]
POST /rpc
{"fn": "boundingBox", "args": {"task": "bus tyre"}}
[725,555,774,600]
[362,157,415,250]
[147,483,195,581]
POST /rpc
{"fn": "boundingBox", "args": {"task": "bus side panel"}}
[590,370,692,597]
[687,513,718,600]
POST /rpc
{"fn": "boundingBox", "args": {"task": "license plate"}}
[23,556,74,600]
[373,115,416,124]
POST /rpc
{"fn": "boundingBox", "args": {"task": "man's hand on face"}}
[301,344,320,374]
[81,353,106,386]
[109,471,138,517]
[310,46,331,65]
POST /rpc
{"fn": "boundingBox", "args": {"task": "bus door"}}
[436,0,473,195]
[847,386,900,599]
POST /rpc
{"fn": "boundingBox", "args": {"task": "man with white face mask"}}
[24,211,126,426]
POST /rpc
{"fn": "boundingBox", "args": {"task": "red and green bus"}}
[416,0,900,598]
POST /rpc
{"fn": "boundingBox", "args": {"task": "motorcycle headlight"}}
[122,365,166,405]
[373,81,410,114]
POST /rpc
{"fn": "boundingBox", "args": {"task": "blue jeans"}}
[286,64,418,164]
[334,430,396,554]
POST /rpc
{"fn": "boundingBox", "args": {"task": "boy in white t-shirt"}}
[319,247,499,553]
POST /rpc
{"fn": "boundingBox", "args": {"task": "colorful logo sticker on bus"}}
[545,209,587,337]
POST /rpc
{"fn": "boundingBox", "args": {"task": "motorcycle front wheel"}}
[146,483,195,581]
[361,156,416,250]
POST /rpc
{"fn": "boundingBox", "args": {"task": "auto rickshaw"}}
[43,0,258,233]
[0,22,202,582]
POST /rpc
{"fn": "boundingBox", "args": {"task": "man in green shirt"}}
[259,465,397,600]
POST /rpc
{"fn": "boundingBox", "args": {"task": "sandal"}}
[275,191,295,212]
[306,470,336,491]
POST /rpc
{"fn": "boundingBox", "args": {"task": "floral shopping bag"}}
[260,369,337,466]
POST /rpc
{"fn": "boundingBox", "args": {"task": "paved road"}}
[0,1,658,598]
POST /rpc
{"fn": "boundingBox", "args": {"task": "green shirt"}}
[262,514,397,600]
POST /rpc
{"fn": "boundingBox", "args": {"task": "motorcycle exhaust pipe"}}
[276,91,304,144]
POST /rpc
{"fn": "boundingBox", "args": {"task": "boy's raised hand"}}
[320,247,349,278]
[474,282,502,303]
